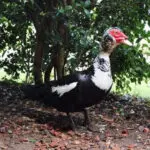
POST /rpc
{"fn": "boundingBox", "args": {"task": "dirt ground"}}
[0,82,149,150]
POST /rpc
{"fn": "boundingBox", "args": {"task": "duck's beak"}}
[122,39,133,46]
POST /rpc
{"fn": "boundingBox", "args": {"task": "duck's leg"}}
[83,108,90,127]
[83,108,97,131]
[67,112,76,131]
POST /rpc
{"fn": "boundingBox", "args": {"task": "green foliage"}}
[0,0,150,92]
[0,1,35,81]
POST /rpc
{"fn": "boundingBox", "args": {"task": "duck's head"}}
[101,27,132,54]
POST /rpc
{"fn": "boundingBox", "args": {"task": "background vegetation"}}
[0,0,150,95]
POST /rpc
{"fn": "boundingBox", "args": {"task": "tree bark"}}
[54,17,68,79]
[44,54,56,83]
[56,46,65,79]
[34,31,44,84]
[44,62,53,83]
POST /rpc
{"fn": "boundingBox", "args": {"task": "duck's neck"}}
[98,51,110,59]
[91,51,113,91]
[93,51,111,72]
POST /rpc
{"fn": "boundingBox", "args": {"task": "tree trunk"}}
[44,63,53,83]
[54,67,57,80]
[34,31,44,84]
[56,46,65,79]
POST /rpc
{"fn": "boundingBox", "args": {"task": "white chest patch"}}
[91,54,113,91]
[51,82,78,97]
[91,69,112,91]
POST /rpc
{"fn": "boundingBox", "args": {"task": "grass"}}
[128,82,150,98]
[0,69,150,98]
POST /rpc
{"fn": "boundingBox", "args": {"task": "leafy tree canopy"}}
[0,0,150,92]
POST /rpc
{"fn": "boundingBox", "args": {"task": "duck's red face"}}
[108,28,132,46]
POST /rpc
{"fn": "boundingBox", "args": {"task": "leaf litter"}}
[0,82,149,150]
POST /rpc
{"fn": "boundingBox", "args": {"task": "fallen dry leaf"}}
[138,125,145,132]
[105,131,111,137]
[121,130,128,137]
[127,144,136,149]
[20,138,29,142]
[49,129,61,136]
[0,141,7,149]
[49,141,58,148]
[143,128,149,133]
[74,140,81,145]
[67,130,75,136]
[94,135,100,142]
[0,126,8,133]
[109,143,120,150]
[101,116,114,123]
